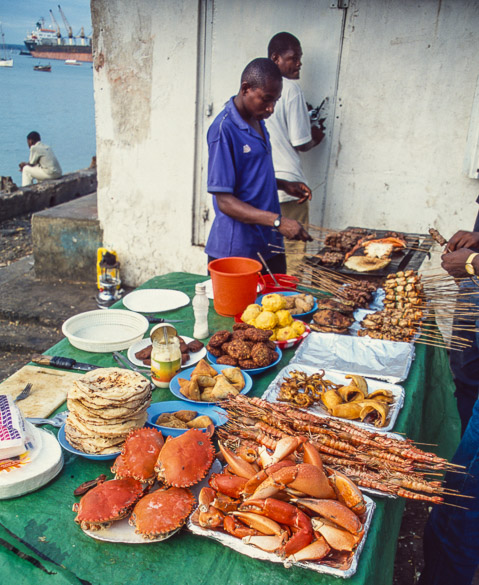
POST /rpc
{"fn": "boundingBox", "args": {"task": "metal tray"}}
[306,228,433,278]
[261,363,405,433]
[188,495,376,578]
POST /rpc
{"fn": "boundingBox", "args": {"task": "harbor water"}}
[0,51,95,187]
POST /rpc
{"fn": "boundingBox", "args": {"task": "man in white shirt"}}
[266,32,325,271]
[19,131,62,186]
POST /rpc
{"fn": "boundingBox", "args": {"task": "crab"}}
[72,477,145,531]
[155,428,215,488]
[194,438,367,563]
[129,486,195,539]
[111,427,164,484]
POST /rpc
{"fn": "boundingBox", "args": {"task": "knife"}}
[31,354,100,372]
[147,317,184,323]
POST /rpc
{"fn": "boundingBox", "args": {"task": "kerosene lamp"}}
[96,249,123,308]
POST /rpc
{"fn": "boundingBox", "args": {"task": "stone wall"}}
[0,168,97,221]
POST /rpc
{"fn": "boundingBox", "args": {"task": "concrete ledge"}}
[0,168,97,221]
[32,193,103,282]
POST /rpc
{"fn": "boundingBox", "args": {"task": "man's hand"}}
[311,123,325,146]
[278,218,313,242]
[446,230,479,252]
[18,162,27,171]
[279,180,312,204]
[441,248,478,278]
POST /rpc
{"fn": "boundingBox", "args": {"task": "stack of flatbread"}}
[179,359,244,402]
[65,368,152,454]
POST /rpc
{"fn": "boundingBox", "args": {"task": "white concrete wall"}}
[323,0,479,241]
[92,0,479,285]
[91,0,205,286]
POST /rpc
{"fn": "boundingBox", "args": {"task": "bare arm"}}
[215,193,312,241]
[295,123,325,152]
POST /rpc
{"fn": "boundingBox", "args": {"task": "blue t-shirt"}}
[205,97,284,260]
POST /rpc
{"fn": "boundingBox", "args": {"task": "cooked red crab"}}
[129,486,195,539]
[73,477,145,531]
[155,428,215,488]
[112,427,164,484]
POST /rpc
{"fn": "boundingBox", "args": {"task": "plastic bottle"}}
[193,283,209,339]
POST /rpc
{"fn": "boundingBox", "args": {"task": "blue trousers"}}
[449,285,479,435]
[418,399,479,584]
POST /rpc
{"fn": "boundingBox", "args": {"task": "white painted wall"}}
[91,0,205,286]
[91,0,479,286]
[323,0,479,241]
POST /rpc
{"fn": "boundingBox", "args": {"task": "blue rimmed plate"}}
[57,424,120,460]
[206,346,282,376]
[169,363,253,405]
[147,401,227,437]
[256,291,317,320]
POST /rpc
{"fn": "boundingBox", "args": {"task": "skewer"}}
[257,251,279,287]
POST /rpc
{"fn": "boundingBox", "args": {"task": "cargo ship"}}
[24,14,92,63]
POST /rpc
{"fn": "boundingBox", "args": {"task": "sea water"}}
[0,51,95,187]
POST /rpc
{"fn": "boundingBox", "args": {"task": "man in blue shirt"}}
[205,58,312,273]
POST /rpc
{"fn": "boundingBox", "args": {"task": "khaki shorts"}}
[280,200,309,273]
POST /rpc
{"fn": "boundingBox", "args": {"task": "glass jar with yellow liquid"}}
[150,324,182,388]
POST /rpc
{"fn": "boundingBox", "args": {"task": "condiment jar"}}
[150,324,182,388]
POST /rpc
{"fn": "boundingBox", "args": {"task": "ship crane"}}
[49,9,61,44]
[58,5,73,45]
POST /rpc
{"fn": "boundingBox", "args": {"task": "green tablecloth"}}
[0,272,461,585]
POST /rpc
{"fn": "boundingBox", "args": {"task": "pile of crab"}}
[72,426,216,539]
[192,434,370,570]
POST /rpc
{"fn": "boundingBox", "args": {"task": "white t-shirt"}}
[266,77,311,203]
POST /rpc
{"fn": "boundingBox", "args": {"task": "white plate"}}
[128,336,206,369]
[62,309,149,353]
[83,515,180,544]
[0,424,63,499]
[122,289,190,313]
[82,460,222,543]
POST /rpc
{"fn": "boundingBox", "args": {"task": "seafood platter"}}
[262,364,405,432]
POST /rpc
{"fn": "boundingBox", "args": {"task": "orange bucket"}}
[208,257,262,317]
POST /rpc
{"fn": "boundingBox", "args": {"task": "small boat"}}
[34,63,51,72]
[65,59,81,66]
[0,23,13,67]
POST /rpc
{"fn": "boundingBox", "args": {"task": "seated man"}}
[19,131,62,187]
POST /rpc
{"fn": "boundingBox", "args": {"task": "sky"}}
[0,0,92,45]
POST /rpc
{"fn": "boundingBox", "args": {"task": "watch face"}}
[466,263,475,275]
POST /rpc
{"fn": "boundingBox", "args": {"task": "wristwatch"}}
[273,214,282,229]
[465,252,479,276]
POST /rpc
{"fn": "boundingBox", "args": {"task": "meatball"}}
[238,359,256,369]
[208,330,232,347]
[251,342,276,367]
[206,343,222,357]
[243,327,273,342]
[216,355,239,366]
[232,322,254,331]
[226,339,253,360]
[231,329,248,340]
